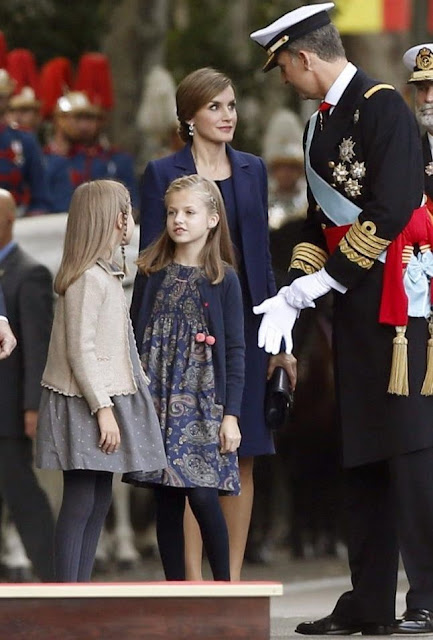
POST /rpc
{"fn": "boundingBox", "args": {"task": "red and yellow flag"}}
[334,0,411,34]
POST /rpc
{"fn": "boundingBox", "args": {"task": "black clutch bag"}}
[265,366,293,430]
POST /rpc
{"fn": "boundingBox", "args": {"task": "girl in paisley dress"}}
[124,174,245,580]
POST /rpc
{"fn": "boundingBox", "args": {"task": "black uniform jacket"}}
[423,133,433,201]
[289,68,431,468]
[0,245,53,437]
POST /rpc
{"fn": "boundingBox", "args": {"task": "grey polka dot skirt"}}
[36,329,167,474]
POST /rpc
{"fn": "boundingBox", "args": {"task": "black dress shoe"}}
[394,609,433,634]
[295,614,394,636]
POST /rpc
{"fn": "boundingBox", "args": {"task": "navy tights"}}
[54,470,113,582]
[154,485,230,581]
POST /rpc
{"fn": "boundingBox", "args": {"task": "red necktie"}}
[319,101,333,112]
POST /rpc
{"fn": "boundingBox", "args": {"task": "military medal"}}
[329,135,365,199]
[350,161,366,179]
[11,140,24,167]
[344,178,362,198]
[333,163,349,183]
[339,137,356,162]
[425,162,433,176]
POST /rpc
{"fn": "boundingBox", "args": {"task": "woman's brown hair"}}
[136,174,235,284]
[176,67,234,143]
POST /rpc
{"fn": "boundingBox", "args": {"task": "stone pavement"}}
[92,547,411,639]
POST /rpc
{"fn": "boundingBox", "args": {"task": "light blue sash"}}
[305,111,385,264]
[305,112,433,315]
[404,252,433,318]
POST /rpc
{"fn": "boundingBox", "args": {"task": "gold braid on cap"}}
[338,219,391,269]
[408,47,433,82]
[290,242,328,274]
[416,47,433,72]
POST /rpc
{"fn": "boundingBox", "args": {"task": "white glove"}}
[283,268,343,310]
[253,293,298,355]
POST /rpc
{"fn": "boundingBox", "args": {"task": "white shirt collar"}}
[324,62,357,108]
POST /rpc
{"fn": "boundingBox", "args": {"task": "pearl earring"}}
[188,122,195,137]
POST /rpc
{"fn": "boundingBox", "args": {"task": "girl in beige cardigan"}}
[36,180,166,582]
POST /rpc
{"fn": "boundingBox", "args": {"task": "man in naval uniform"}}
[403,44,433,211]
[251,3,433,635]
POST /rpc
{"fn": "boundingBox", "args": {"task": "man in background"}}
[0,188,55,581]
[0,69,49,216]
[403,43,433,211]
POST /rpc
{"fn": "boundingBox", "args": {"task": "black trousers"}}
[332,447,433,624]
[0,438,55,581]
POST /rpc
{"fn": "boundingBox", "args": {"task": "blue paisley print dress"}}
[124,263,240,495]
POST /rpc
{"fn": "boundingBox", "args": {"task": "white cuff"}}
[320,268,347,294]
[0,316,9,323]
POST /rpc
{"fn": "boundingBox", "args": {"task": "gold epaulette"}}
[364,84,395,99]
[339,219,391,269]
[290,242,328,274]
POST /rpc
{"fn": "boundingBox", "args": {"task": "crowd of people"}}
[0,47,138,218]
[2,1,433,634]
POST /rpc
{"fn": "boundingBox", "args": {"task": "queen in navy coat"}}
[131,67,283,580]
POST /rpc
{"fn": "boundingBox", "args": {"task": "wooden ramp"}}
[0,581,283,639]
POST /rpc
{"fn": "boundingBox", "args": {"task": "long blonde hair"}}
[54,180,130,295]
[137,174,235,284]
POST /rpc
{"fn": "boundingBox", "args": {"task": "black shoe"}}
[394,609,433,634]
[295,614,394,635]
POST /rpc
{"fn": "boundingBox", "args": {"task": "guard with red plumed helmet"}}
[0,69,49,215]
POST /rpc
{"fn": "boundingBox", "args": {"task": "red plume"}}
[39,57,73,118]
[6,48,39,95]
[74,52,113,110]
[0,32,7,69]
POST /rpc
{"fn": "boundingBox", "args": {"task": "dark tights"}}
[55,470,113,582]
[154,485,230,581]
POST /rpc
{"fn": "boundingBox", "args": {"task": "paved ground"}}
[90,546,411,639]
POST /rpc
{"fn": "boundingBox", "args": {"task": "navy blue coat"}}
[138,143,276,305]
[132,267,245,417]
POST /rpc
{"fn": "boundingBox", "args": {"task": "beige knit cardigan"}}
[41,260,138,414]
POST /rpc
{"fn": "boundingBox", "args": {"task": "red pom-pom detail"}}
[205,335,216,345]
[195,333,206,343]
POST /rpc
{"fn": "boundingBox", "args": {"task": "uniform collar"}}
[324,62,357,108]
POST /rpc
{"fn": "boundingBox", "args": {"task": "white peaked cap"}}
[250,2,335,72]
[403,44,433,83]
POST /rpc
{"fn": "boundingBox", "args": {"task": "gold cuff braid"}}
[290,242,328,274]
[339,220,390,269]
